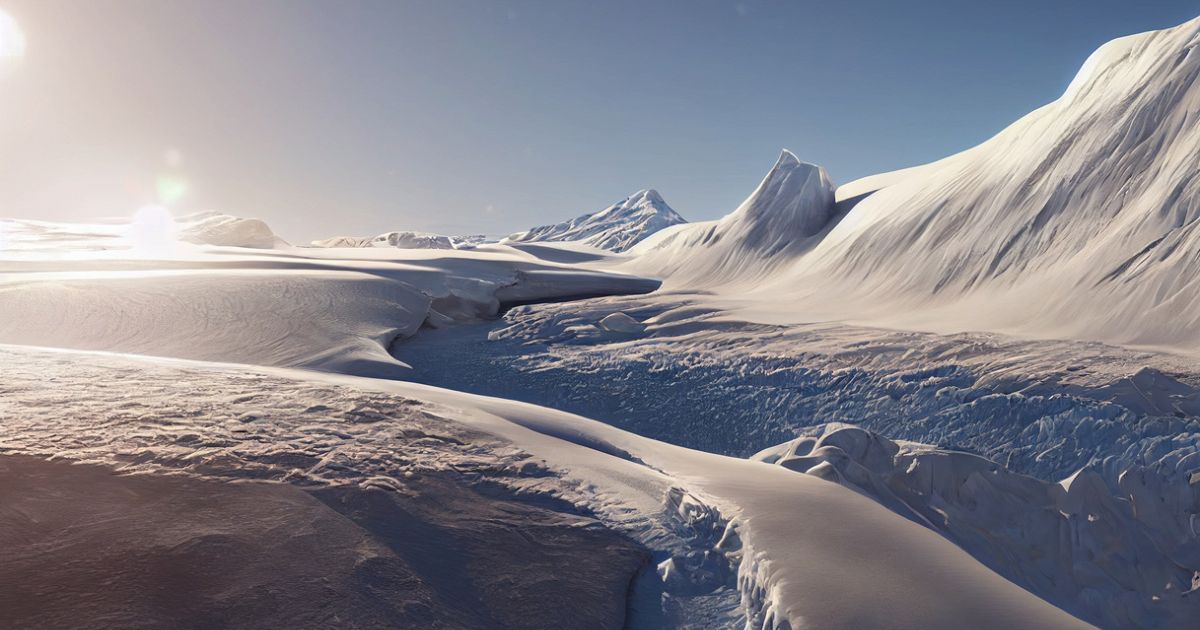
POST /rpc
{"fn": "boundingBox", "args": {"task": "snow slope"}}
[627,17,1200,352]
[1,345,1091,630]
[628,151,837,283]
[0,218,659,377]
[505,189,686,252]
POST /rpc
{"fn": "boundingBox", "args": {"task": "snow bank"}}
[0,221,659,376]
[755,424,1200,628]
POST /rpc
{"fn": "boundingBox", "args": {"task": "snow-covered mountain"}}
[504,189,686,252]
[629,150,837,281]
[631,17,1200,351]
[310,231,487,250]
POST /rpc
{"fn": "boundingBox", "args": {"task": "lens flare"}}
[156,174,189,206]
[0,9,26,59]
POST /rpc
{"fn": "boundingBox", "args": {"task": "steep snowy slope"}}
[628,150,837,283]
[786,15,1200,349]
[629,17,1200,351]
[505,189,686,252]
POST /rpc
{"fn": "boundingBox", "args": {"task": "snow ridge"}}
[504,189,686,252]
[627,150,837,283]
[620,16,1200,352]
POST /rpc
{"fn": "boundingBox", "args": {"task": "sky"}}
[0,1,1197,242]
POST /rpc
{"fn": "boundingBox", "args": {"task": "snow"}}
[623,18,1200,353]
[0,345,1090,629]
[754,424,1200,628]
[627,151,837,283]
[0,212,1098,626]
[0,216,659,377]
[176,212,285,248]
[310,230,487,250]
[504,189,686,252]
[598,311,645,334]
[6,14,1200,630]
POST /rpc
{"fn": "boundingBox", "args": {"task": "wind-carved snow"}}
[6,15,1200,630]
[619,18,1200,353]
[0,345,1091,630]
[504,189,686,253]
[754,424,1200,629]
[627,151,837,283]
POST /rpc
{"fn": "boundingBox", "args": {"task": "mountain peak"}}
[724,151,836,242]
[504,189,687,252]
[632,189,665,204]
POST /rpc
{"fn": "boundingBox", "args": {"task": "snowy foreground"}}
[1,346,1086,629]
[6,15,1200,630]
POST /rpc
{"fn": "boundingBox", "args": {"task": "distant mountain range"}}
[503,188,686,252]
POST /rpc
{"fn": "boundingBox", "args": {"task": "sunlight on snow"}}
[0,9,26,59]
[125,205,179,257]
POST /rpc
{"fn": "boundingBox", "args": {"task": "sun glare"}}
[0,9,26,59]
[125,205,179,257]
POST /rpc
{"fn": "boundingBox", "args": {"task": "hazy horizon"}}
[1,0,1198,242]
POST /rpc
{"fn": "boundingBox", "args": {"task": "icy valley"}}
[5,13,1200,630]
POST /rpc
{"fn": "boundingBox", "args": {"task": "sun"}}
[0,9,26,59]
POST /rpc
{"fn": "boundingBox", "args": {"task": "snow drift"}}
[505,189,686,252]
[176,213,285,248]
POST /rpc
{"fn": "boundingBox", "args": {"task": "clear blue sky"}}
[1,1,1198,241]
